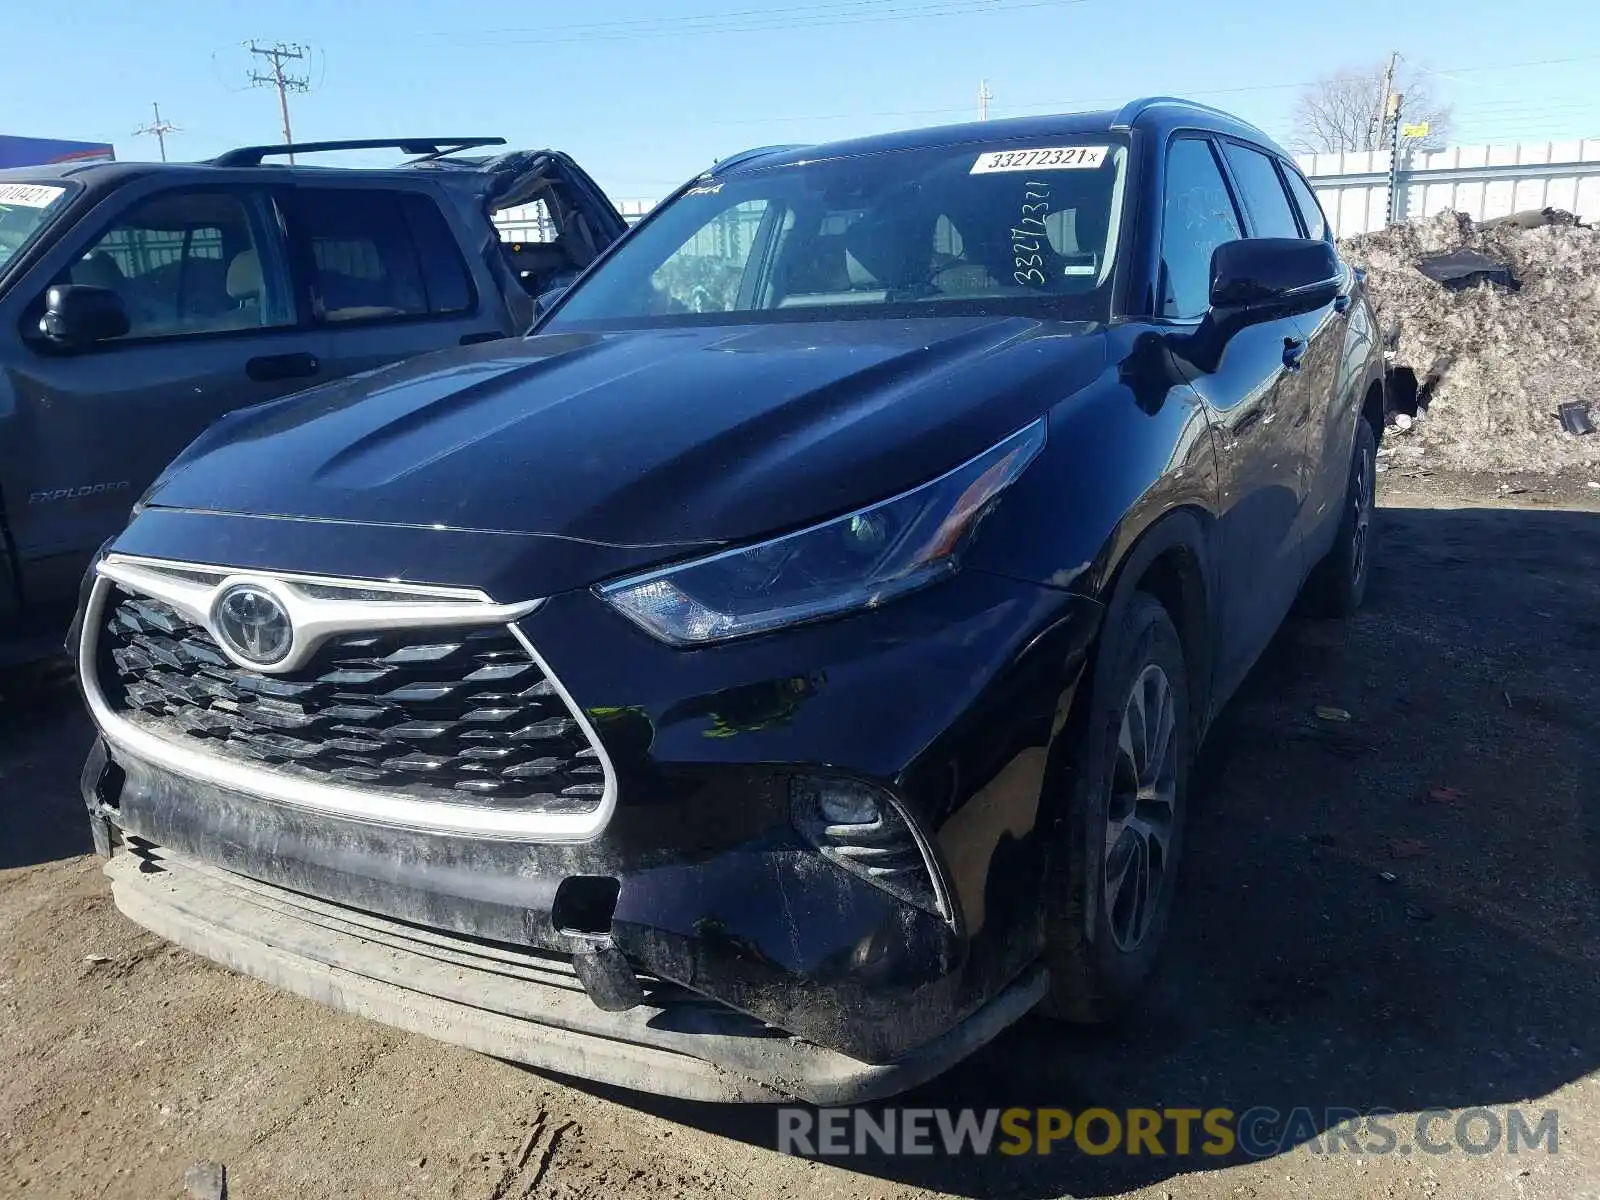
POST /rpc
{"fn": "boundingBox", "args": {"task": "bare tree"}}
[1291,60,1454,155]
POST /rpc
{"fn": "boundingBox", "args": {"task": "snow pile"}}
[1340,210,1600,472]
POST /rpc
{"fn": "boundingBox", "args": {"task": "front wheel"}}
[1039,591,1189,1023]
[1302,418,1377,617]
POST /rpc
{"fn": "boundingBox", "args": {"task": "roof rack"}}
[210,137,507,168]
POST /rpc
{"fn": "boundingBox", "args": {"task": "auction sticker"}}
[0,183,67,208]
[971,146,1107,174]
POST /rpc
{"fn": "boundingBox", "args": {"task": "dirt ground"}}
[2,473,1597,1200]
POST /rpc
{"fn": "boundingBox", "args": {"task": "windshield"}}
[547,138,1128,330]
[0,181,72,274]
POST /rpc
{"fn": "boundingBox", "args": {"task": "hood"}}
[148,317,1108,551]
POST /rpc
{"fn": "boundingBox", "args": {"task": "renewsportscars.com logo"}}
[777,1106,1561,1159]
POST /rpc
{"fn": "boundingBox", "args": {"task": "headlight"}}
[596,418,1046,645]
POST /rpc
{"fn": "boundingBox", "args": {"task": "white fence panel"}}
[1299,139,1600,236]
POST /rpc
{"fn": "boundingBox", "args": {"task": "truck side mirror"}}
[38,284,130,348]
[533,285,570,320]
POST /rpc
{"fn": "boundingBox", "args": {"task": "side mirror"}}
[1209,238,1343,322]
[533,285,570,319]
[38,284,130,348]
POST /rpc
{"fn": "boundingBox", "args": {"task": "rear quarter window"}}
[399,192,474,314]
[1282,167,1330,241]
[296,188,473,323]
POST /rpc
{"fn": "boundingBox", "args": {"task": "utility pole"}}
[247,41,311,162]
[1375,50,1399,149]
[132,101,180,162]
[978,79,993,121]
[1386,90,1406,224]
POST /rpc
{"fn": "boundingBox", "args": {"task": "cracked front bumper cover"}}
[106,843,1046,1104]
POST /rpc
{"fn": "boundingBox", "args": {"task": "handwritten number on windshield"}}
[1014,182,1050,287]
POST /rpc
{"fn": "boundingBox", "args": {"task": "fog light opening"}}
[814,779,883,827]
[552,875,621,937]
[790,775,952,922]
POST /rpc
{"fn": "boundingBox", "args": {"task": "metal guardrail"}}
[493,198,657,244]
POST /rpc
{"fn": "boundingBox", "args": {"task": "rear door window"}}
[294,188,473,323]
[1220,144,1302,239]
[57,187,294,340]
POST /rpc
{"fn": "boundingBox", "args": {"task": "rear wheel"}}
[1302,418,1377,617]
[1040,591,1189,1023]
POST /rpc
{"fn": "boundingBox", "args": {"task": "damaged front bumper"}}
[77,530,1099,1102]
[86,743,1047,1103]
[104,843,1045,1104]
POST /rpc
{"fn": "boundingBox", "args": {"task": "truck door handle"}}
[1334,294,1351,313]
[460,331,505,346]
[246,352,320,382]
[1282,338,1306,372]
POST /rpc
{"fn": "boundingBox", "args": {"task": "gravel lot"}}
[2,473,1597,1200]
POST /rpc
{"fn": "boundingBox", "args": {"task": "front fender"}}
[965,323,1220,601]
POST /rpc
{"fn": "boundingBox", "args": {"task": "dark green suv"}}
[0,137,626,664]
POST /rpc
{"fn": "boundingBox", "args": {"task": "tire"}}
[1039,591,1189,1023]
[1301,418,1377,617]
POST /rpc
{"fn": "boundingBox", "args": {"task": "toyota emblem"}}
[213,584,293,667]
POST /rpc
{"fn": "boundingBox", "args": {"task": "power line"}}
[1450,97,1600,115]
[448,0,910,37]
[431,0,1085,45]
[247,41,311,162]
[1424,52,1600,78]
[684,51,1600,131]
[132,101,180,162]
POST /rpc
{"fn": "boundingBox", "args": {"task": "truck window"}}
[296,189,472,323]
[0,182,72,273]
[59,188,294,340]
[398,192,474,314]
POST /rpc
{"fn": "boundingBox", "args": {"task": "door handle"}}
[460,331,505,346]
[1333,294,1351,314]
[1282,338,1306,372]
[246,352,320,383]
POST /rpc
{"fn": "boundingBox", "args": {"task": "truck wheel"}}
[1303,418,1377,617]
[1040,591,1189,1023]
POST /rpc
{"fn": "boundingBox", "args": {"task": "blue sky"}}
[5,0,1599,199]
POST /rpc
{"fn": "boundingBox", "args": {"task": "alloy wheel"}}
[1351,445,1373,585]
[1103,663,1178,952]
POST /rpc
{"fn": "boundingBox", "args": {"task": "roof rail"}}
[210,137,507,168]
[1110,96,1242,131]
[707,144,809,177]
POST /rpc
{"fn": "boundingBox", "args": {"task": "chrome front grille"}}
[82,557,615,838]
[97,586,603,811]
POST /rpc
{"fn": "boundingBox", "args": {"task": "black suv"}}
[76,99,1384,1103]
[0,138,626,664]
